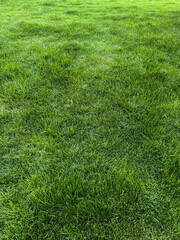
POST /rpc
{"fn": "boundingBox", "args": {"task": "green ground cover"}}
[0,0,180,239]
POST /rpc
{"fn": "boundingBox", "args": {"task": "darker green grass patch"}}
[1,160,164,239]
[40,2,56,7]
[66,10,79,15]
[10,21,63,38]
[61,42,85,56]
[38,48,82,86]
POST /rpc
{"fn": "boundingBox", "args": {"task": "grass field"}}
[0,0,180,239]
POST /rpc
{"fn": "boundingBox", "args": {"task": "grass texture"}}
[0,0,180,239]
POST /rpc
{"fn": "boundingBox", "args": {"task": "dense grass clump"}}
[0,0,180,239]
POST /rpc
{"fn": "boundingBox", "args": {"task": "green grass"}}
[0,0,180,239]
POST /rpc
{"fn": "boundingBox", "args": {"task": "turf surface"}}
[0,0,180,239]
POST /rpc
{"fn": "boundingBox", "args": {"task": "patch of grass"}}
[0,0,180,239]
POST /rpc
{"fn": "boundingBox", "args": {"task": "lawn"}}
[0,0,180,239]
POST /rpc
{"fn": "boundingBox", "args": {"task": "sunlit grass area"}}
[0,0,180,239]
